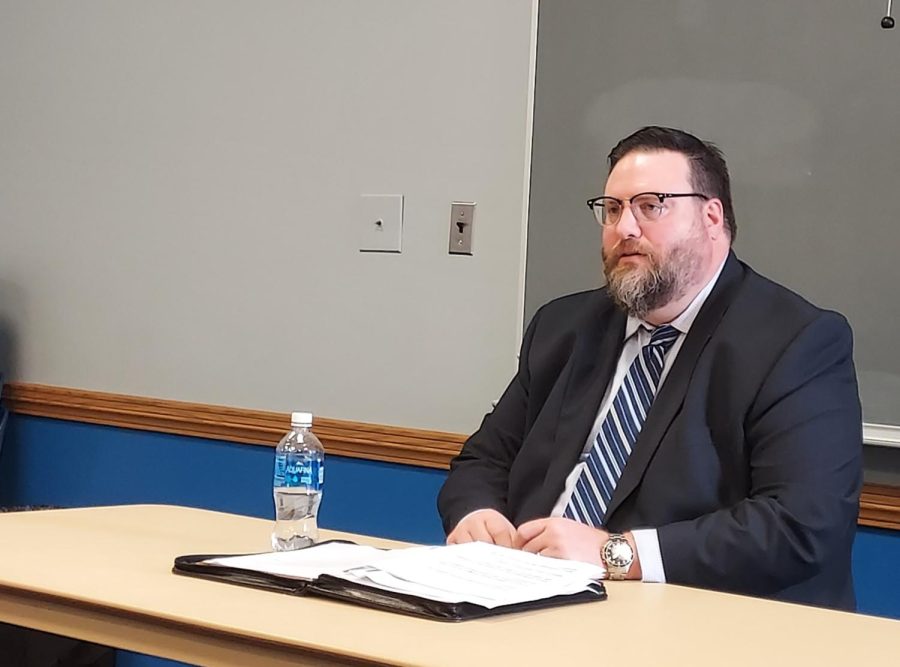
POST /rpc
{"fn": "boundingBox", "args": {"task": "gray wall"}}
[526,1,900,428]
[0,1,537,433]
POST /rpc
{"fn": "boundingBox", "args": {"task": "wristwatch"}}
[601,533,634,580]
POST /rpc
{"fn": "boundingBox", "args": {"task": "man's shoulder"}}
[529,287,615,331]
[735,260,848,326]
[725,259,853,351]
[538,287,610,312]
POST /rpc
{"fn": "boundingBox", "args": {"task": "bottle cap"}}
[290,411,313,427]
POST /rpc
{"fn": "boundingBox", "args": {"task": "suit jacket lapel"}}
[605,252,746,523]
[535,299,627,515]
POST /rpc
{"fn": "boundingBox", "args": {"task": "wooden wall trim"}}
[3,382,898,529]
[2,382,465,470]
[859,484,900,531]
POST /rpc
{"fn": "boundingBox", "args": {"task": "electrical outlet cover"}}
[359,194,403,253]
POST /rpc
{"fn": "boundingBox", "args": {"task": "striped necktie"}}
[564,325,680,527]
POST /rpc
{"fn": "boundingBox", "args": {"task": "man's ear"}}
[704,198,726,241]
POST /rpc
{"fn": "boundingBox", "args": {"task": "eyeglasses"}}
[586,192,709,226]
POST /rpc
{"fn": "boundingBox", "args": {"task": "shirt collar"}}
[624,256,728,341]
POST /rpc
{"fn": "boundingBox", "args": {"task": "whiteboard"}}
[525,1,900,440]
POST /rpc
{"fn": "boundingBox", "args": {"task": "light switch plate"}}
[449,202,475,255]
[359,194,403,253]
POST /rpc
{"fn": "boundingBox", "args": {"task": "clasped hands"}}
[446,508,640,578]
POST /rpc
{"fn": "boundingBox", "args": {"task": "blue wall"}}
[0,415,447,544]
[0,414,897,667]
[851,526,900,620]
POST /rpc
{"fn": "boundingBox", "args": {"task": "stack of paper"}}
[209,541,606,609]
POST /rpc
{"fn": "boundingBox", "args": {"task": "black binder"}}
[172,541,607,622]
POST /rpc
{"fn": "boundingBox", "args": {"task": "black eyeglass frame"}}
[586,192,710,225]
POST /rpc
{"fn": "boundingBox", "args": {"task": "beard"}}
[602,232,705,319]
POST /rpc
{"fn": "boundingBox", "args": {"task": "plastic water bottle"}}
[272,412,325,551]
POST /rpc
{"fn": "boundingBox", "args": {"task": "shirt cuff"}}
[631,528,666,583]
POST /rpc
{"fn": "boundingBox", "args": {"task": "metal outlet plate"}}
[449,202,475,255]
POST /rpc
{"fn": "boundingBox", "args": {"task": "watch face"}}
[604,539,633,568]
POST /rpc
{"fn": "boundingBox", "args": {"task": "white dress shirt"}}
[549,258,727,582]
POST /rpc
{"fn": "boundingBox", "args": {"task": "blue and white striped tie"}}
[564,325,680,527]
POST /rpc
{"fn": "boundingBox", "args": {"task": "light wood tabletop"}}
[0,504,896,667]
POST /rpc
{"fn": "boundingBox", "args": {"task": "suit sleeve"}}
[437,307,542,534]
[657,312,862,596]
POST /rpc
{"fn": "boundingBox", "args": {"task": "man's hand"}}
[446,509,517,548]
[517,518,643,578]
[516,517,608,565]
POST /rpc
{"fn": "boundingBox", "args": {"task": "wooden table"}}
[0,505,896,666]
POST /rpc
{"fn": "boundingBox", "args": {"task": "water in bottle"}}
[272,411,325,551]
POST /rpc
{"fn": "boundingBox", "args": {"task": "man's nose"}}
[611,205,642,238]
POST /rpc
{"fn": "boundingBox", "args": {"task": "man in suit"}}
[437,126,862,610]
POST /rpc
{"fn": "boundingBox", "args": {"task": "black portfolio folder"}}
[172,541,607,622]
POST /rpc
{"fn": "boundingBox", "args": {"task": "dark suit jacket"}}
[438,253,862,610]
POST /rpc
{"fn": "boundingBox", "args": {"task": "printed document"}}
[209,541,605,609]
